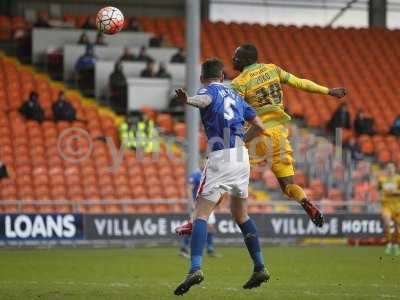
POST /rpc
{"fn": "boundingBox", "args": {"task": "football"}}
[95,6,124,35]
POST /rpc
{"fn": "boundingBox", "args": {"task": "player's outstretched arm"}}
[244,116,265,143]
[278,66,346,98]
[175,88,212,108]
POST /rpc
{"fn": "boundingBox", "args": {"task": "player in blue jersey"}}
[179,167,219,258]
[173,58,268,296]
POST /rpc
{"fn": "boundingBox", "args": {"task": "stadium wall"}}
[0,213,385,246]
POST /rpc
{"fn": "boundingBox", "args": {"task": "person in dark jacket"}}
[140,60,156,78]
[327,102,351,132]
[149,33,165,47]
[119,47,136,62]
[170,48,186,63]
[389,115,400,136]
[19,91,44,122]
[109,61,127,114]
[344,138,363,163]
[128,18,141,32]
[34,15,51,28]
[0,161,8,180]
[155,63,172,79]
[75,45,96,96]
[135,46,153,62]
[354,109,374,135]
[77,32,90,45]
[81,16,96,29]
[52,91,76,121]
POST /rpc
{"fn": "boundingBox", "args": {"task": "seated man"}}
[327,102,351,132]
[19,91,44,122]
[344,138,363,163]
[52,91,76,122]
[149,33,166,47]
[75,45,96,96]
[77,32,90,45]
[81,16,96,29]
[0,161,8,180]
[140,60,156,78]
[135,46,153,62]
[128,17,141,31]
[389,115,400,136]
[119,47,136,62]
[95,32,107,46]
[109,61,127,114]
[155,63,172,79]
[354,109,374,135]
[34,14,51,28]
[170,48,186,63]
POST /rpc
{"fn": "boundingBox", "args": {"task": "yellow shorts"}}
[246,124,294,178]
[382,200,400,222]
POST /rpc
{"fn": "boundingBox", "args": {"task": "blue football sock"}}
[189,218,208,273]
[238,218,265,272]
[207,232,215,253]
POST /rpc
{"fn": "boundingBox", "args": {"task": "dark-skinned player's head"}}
[200,58,224,84]
[232,44,258,72]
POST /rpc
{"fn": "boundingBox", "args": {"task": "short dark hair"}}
[239,44,258,62]
[201,58,224,79]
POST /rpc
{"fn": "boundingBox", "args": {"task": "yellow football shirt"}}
[231,63,329,128]
[379,175,400,203]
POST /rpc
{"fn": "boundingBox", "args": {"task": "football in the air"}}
[96,6,124,35]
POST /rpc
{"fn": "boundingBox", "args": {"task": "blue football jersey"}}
[197,82,256,152]
[188,170,202,200]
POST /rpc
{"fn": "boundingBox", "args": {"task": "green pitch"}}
[0,246,399,300]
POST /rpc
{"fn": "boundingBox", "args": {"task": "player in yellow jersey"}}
[231,44,347,227]
[378,163,400,256]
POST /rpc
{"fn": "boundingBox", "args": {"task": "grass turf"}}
[0,246,399,300]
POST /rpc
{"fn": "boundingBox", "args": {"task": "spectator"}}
[14,29,31,64]
[327,103,351,132]
[170,48,186,63]
[128,17,141,32]
[19,91,45,122]
[136,46,153,62]
[149,33,166,47]
[155,63,172,79]
[95,32,107,46]
[81,16,96,29]
[0,161,8,180]
[75,45,96,96]
[52,91,76,122]
[78,32,90,45]
[34,14,51,28]
[389,115,400,136]
[344,138,363,163]
[109,61,127,114]
[119,47,136,62]
[354,109,374,135]
[140,60,156,78]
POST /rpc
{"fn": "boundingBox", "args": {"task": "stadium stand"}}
[138,16,400,166]
[0,14,398,214]
[0,54,190,213]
